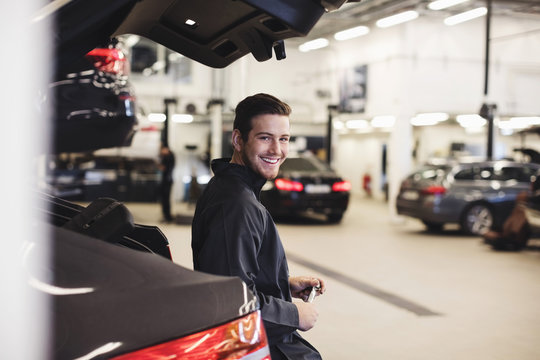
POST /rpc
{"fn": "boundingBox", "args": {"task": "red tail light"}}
[421,185,446,195]
[332,181,351,192]
[86,48,127,75]
[275,178,303,192]
[111,311,270,360]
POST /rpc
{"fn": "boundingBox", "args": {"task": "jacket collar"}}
[211,158,268,195]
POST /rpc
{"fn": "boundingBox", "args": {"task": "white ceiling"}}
[290,0,540,44]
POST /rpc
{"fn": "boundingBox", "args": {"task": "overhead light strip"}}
[371,116,396,128]
[376,10,419,28]
[428,0,470,11]
[456,114,486,128]
[299,38,329,52]
[334,26,370,41]
[444,7,487,26]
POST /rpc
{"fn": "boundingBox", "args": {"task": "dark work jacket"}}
[191,159,321,360]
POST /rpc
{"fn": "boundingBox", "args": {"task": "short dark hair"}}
[233,93,291,142]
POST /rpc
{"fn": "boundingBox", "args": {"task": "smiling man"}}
[192,93,325,360]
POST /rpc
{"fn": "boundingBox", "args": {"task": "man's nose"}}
[269,139,280,154]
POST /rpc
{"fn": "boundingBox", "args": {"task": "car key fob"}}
[307,285,320,303]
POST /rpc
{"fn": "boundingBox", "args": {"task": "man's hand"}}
[295,301,319,331]
[289,276,326,302]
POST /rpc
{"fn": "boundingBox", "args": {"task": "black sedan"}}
[260,154,351,223]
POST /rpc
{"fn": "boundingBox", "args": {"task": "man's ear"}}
[231,129,243,151]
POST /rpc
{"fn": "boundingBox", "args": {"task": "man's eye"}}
[280,138,290,143]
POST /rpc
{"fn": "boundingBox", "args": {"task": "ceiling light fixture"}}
[411,112,450,126]
[333,120,345,129]
[299,38,329,52]
[346,119,370,129]
[509,116,540,126]
[334,26,370,41]
[499,116,540,129]
[148,113,166,123]
[428,0,470,11]
[411,117,438,126]
[444,7,487,26]
[456,114,486,127]
[371,116,396,128]
[376,10,419,28]
[172,114,194,123]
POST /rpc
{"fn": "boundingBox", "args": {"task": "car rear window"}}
[281,158,328,172]
[410,166,448,183]
[454,165,537,182]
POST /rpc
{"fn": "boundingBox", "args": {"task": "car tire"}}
[422,221,444,232]
[460,203,494,235]
[327,213,343,223]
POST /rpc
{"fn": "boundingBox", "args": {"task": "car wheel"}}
[422,221,444,232]
[327,213,343,223]
[460,203,493,235]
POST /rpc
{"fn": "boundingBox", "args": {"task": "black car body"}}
[31,0,353,358]
[260,154,351,223]
[396,160,540,235]
[27,224,265,359]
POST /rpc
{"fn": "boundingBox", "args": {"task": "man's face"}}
[234,114,290,180]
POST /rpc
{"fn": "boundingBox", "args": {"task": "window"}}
[454,166,493,181]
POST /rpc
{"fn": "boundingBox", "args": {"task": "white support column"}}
[3,1,50,359]
[209,101,223,161]
[387,113,414,222]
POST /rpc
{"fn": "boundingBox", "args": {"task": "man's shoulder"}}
[203,175,263,210]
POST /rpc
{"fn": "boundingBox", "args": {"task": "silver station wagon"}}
[396,160,540,235]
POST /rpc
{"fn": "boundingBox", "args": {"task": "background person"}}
[191,93,325,359]
[158,145,175,222]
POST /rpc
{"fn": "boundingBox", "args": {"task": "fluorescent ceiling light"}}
[410,113,447,126]
[498,120,524,130]
[148,113,166,123]
[371,116,396,128]
[411,117,437,126]
[299,38,329,52]
[333,120,345,130]
[376,10,419,28]
[444,7,487,26]
[428,0,470,11]
[456,114,486,128]
[346,119,370,129]
[334,26,370,41]
[416,112,449,122]
[499,116,540,129]
[509,116,540,126]
[172,114,194,123]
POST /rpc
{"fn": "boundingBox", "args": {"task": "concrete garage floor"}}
[127,195,540,360]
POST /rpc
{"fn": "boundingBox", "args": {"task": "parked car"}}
[51,39,138,153]
[30,0,352,359]
[45,155,161,202]
[396,160,540,235]
[260,153,351,223]
[523,171,540,233]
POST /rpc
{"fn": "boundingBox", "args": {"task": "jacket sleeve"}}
[194,199,299,338]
